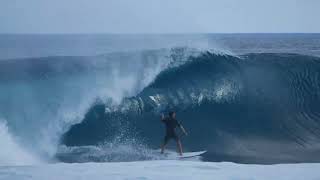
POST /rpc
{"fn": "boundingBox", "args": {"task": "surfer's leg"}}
[175,138,183,156]
[161,136,169,154]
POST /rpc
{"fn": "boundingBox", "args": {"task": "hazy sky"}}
[1,0,319,33]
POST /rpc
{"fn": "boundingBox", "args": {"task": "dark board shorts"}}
[164,132,179,143]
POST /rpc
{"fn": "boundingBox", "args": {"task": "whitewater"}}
[1,34,320,179]
[1,161,320,180]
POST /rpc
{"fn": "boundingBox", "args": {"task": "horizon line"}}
[0,32,320,35]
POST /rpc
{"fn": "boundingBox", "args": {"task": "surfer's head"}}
[169,111,176,119]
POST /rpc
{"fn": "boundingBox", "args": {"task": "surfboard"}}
[161,150,206,159]
[179,150,207,158]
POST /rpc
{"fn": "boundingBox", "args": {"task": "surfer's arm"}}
[179,124,188,136]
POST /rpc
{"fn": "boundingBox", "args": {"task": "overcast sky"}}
[0,0,319,33]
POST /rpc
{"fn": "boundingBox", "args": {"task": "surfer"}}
[160,111,188,156]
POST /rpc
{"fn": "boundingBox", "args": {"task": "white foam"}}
[1,161,319,180]
[0,120,41,166]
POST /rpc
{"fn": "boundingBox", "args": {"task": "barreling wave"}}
[1,47,320,164]
[62,52,320,164]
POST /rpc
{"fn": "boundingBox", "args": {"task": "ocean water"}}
[0,34,320,165]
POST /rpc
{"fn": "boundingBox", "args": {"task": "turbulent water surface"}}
[0,34,320,165]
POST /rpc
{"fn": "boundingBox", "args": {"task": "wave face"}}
[62,52,320,164]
